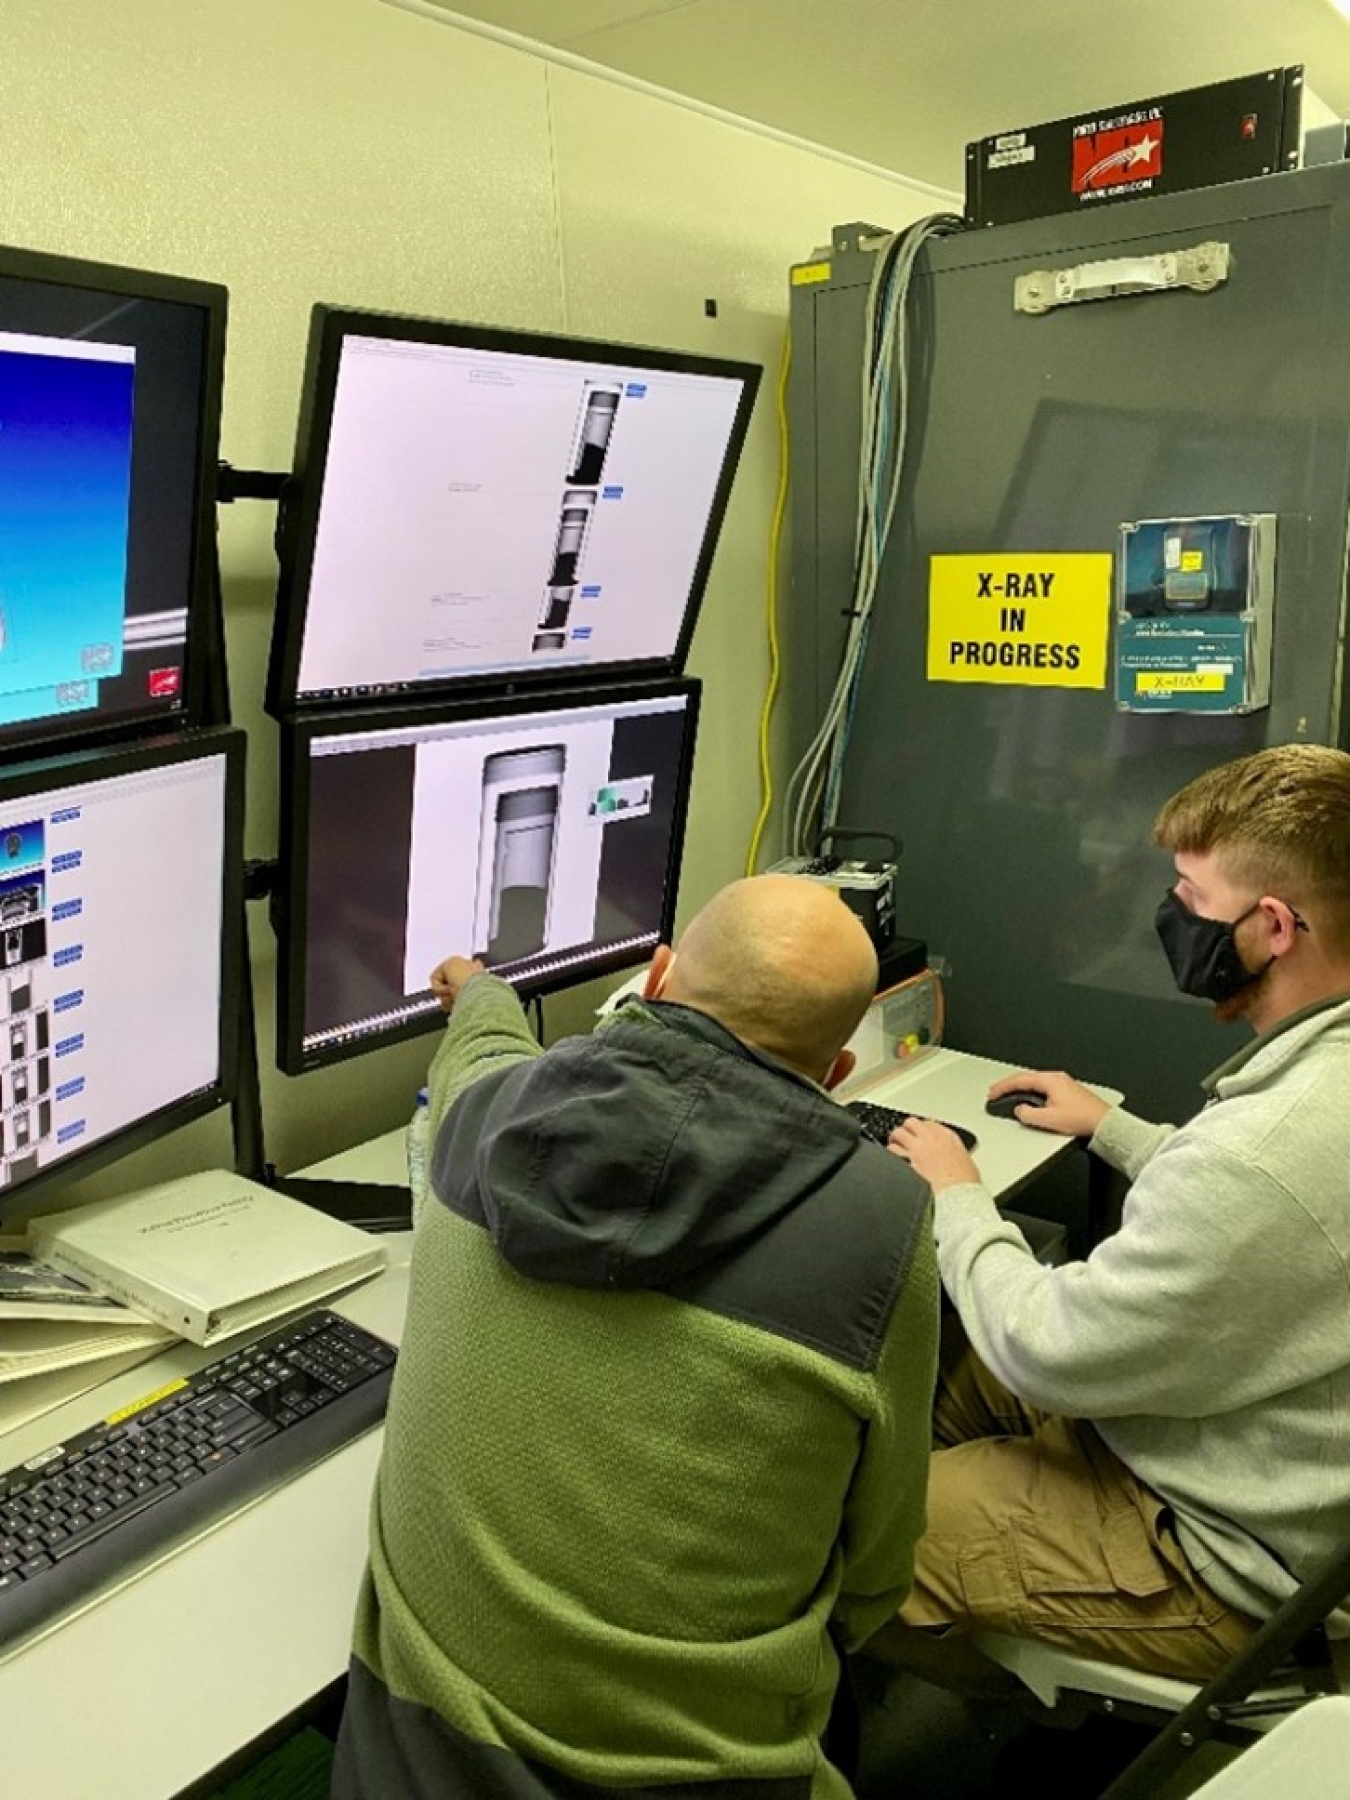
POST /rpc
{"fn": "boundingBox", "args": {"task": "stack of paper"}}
[28,1169,387,1347]
[0,1246,174,1386]
[0,1172,385,1439]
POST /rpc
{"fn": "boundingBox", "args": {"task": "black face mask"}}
[1154,890,1269,1002]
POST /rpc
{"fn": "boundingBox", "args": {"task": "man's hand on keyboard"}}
[886,1116,981,1194]
[430,956,487,1012]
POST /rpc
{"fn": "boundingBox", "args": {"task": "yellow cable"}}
[745,321,792,876]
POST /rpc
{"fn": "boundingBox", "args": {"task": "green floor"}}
[204,1727,334,1800]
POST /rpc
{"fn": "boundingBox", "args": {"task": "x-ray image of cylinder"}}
[536,584,575,632]
[567,384,621,485]
[548,491,595,586]
[473,747,567,962]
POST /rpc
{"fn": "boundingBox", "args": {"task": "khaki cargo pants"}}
[877,1316,1260,1681]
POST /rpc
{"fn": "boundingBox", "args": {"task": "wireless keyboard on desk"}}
[846,1099,978,1152]
[0,1308,396,1652]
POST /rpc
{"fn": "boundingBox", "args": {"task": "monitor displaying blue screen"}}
[0,245,226,753]
[0,334,134,698]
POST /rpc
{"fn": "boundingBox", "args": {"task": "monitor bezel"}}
[0,725,247,1220]
[0,241,228,759]
[275,676,702,1076]
[264,303,758,717]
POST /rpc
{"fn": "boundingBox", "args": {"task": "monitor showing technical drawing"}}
[266,305,757,711]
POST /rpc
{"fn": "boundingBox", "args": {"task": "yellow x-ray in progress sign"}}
[927,553,1112,688]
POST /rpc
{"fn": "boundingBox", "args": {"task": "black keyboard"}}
[846,1099,978,1152]
[0,1308,396,1651]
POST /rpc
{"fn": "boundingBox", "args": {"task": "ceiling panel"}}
[408,0,1350,193]
[414,1,698,41]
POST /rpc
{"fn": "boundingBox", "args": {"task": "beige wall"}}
[1,0,943,1194]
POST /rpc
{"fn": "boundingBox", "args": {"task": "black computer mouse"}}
[984,1088,1049,1121]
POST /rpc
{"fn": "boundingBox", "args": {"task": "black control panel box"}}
[966,67,1308,229]
[769,854,896,949]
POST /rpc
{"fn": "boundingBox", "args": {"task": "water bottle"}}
[406,1086,431,1225]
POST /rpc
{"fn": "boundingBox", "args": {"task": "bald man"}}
[334,876,939,1800]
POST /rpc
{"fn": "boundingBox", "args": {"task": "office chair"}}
[970,1534,1350,1798]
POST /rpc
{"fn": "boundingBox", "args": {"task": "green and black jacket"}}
[334,975,937,1799]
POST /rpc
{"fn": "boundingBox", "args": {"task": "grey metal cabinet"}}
[788,166,1350,1120]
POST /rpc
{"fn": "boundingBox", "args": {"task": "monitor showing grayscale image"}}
[275,681,699,1073]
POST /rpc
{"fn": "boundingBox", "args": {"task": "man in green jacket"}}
[334,873,938,1799]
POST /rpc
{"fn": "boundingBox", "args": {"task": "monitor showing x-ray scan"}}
[275,680,699,1074]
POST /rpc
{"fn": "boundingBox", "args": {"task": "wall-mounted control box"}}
[1114,513,1276,714]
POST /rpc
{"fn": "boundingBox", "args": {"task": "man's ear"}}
[644,944,675,999]
[1261,896,1307,954]
[822,1047,856,1092]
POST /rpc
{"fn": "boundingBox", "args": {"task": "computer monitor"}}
[0,243,227,754]
[0,727,245,1218]
[265,306,758,712]
[276,680,700,1074]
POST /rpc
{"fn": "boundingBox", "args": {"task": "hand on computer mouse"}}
[985,1072,1110,1137]
[984,1088,1049,1122]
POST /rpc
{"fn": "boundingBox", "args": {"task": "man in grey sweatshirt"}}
[878,742,1350,1680]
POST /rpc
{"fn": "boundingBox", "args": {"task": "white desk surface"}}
[856,1044,1108,1206]
[0,1168,410,1800]
[323,1058,1083,1208]
[1190,1695,1350,1797]
[0,1052,1087,1799]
